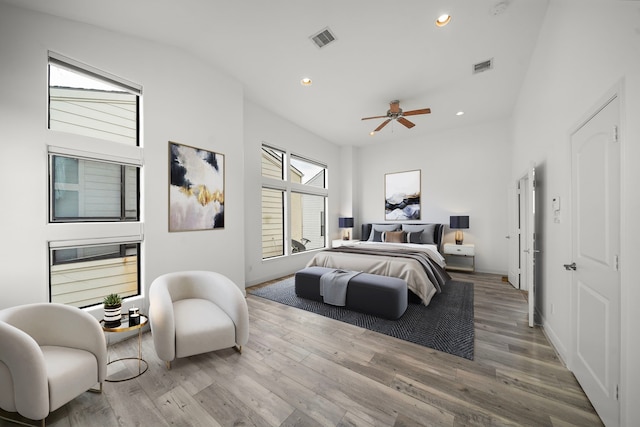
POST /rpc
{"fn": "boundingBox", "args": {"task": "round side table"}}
[100,314,149,382]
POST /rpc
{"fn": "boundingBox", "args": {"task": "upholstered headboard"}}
[361,223,446,252]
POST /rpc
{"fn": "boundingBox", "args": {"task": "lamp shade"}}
[449,215,469,229]
[338,217,354,228]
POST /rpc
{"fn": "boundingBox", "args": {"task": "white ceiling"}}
[4,0,550,146]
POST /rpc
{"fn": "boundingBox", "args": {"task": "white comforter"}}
[356,242,446,267]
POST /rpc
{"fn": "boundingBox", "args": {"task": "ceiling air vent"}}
[473,58,493,74]
[310,27,337,49]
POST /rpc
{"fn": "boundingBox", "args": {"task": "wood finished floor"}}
[1,272,603,427]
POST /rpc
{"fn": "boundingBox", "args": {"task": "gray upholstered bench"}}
[294,266,408,319]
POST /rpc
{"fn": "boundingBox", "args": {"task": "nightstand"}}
[443,243,475,272]
[332,239,359,248]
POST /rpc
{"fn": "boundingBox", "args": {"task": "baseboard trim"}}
[539,317,569,368]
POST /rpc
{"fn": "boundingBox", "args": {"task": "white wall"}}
[339,146,356,218]
[511,0,640,424]
[356,119,512,274]
[0,4,246,314]
[243,100,342,286]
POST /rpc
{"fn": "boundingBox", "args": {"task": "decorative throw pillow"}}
[406,232,422,244]
[372,230,384,242]
[367,224,401,241]
[384,231,406,243]
[401,223,437,244]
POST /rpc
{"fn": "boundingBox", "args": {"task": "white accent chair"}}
[0,303,107,426]
[149,271,249,369]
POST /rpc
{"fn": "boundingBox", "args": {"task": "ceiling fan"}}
[361,100,431,133]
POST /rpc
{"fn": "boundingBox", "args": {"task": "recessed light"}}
[300,77,312,86]
[436,14,451,27]
[369,131,376,136]
[456,111,465,116]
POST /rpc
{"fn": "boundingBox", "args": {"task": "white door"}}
[525,167,536,327]
[507,181,520,288]
[570,95,620,427]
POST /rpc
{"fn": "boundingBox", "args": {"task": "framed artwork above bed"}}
[385,169,421,220]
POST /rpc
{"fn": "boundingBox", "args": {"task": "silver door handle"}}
[563,262,576,271]
[523,249,530,253]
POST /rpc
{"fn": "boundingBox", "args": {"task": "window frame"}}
[49,154,140,223]
[46,52,144,308]
[261,143,328,260]
[48,52,141,147]
[49,239,141,309]
[261,186,286,259]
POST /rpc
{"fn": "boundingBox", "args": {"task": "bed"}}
[306,223,450,306]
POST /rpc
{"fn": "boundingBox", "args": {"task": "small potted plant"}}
[103,293,123,327]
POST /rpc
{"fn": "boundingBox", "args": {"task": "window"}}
[261,187,284,258]
[261,144,327,259]
[262,146,284,180]
[50,242,139,309]
[291,155,326,189]
[292,192,326,251]
[50,155,138,222]
[47,52,143,307]
[48,55,138,146]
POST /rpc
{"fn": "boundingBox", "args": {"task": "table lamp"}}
[450,215,469,245]
[338,217,354,240]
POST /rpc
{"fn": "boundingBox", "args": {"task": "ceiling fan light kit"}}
[435,14,451,27]
[361,100,431,134]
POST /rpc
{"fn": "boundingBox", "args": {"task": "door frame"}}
[518,173,530,292]
[515,169,534,293]
[512,166,536,327]
[507,180,520,288]
[567,85,622,426]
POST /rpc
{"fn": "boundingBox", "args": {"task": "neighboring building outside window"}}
[261,145,327,259]
[47,52,143,308]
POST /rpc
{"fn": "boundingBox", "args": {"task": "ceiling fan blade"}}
[374,119,391,132]
[403,108,431,116]
[361,115,388,121]
[389,100,400,114]
[397,117,415,129]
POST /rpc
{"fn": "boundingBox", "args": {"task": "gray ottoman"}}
[294,266,408,319]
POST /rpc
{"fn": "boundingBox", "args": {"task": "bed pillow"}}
[371,230,384,242]
[401,223,437,244]
[406,232,423,244]
[384,231,406,243]
[367,224,401,241]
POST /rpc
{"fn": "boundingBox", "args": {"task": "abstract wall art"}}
[169,141,224,231]
[384,169,421,220]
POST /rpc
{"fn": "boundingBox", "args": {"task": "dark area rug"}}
[249,277,475,360]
